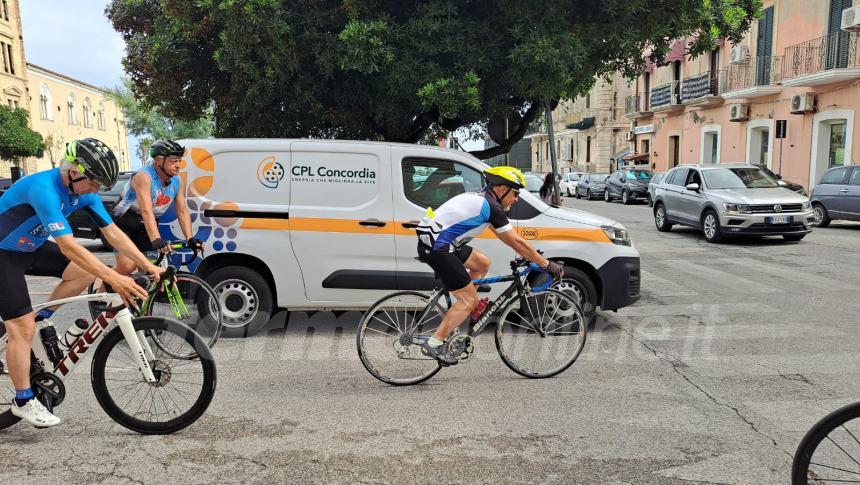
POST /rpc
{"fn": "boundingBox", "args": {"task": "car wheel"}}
[567,187,572,197]
[586,189,592,200]
[604,189,611,202]
[575,188,581,199]
[646,193,653,207]
[654,203,672,232]
[812,203,831,228]
[207,265,275,337]
[701,210,724,243]
[622,190,630,205]
[783,234,806,242]
[528,265,598,317]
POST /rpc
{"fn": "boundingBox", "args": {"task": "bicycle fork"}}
[115,310,158,383]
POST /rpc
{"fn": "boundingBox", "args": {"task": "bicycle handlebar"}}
[152,240,204,267]
[103,267,177,313]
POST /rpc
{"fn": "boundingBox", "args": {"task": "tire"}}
[604,189,612,202]
[91,317,217,435]
[792,401,860,484]
[207,266,274,337]
[574,189,581,199]
[528,265,598,317]
[622,190,631,205]
[701,210,724,243]
[567,187,572,197]
[812,203,831,228]
[142,273,223,357]
[783,234,806,242]
[646,193,653,207]
[495,288,586,378]
[654,203,673,232]
[586,189,592,200]
[356,291,443,386]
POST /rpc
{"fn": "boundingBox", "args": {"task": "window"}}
[667,168,690,186]
[67,93,77,125]
[39,84,51,120]
[83,98,92,128]
[828,122,847,167]
[685,170,702,187]
[701,125,721,164]
[97,101,106,129]
[401,159,484,209]
[849,168,860,186]
[819,166,850,185]
[1,41,7,73]
[6,42,12,75]
[585,93,591,109]
[586,136,592,163]
[1,1,7,21]
[626,170,653,180]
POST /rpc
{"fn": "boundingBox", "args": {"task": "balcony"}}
[624,93,652,119]
[650,81,683,113]
[782,31,860,87]
[681,72,723,107]
[720,56,783,99]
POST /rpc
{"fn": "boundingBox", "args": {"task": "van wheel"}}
[812,203,831,228]
[207,266,274,337]
[528,265,598,317]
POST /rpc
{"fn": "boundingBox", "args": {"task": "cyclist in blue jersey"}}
[0,138,164,427]
[416,166,563,365]
[112,139,200,276]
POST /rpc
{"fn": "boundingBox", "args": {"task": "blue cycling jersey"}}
[0,168,112,252]
[113,164,181,219]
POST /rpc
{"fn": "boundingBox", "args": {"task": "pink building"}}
[626,0,859,191]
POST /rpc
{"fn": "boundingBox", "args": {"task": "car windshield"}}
[703,167,780,189]
[626,170,652,180]
[524,175,543,192]
[591,174,608,183]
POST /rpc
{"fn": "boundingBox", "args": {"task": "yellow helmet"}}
[483,165,526,189]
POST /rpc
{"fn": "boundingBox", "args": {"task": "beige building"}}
[531,73,634,174]
[0,0,130,177]
[26,63,130,173]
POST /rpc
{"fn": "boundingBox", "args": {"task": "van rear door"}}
[288,141,395,303]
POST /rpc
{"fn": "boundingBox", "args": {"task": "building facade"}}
[0,0,28,175]
[626,0,859,190]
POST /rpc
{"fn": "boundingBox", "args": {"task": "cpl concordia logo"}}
[257,157,285,189]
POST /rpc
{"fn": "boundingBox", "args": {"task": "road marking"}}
[639,270,699,296]
[660,259,782,295]
[721,257,860,291]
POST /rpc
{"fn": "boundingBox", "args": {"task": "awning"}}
[565,117,595,130]
[611,149,631,161]
[622,153,650,162]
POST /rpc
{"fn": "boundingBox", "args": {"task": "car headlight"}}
[602,226,631,246]
[802,200,812,211]
[723,203,751,214]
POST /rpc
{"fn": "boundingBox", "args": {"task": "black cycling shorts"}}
[113,211,154,252]
[417,242,474,292]
[0,241,71,320]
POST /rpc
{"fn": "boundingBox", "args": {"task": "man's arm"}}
[130,171,162,243]
[495,229,550,268]
[53,235,149,304]
[173,178,193,240]
[100,223,164,277]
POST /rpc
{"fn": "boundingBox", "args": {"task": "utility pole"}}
[544,99,561,205]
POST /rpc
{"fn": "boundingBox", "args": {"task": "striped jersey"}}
[416,191,512,251]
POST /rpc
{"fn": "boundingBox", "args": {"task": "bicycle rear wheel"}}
[356,291,444,386]
[91,317,217,435]
[142,273,222,358]
[792,401,860,484]
[495,288,586,378]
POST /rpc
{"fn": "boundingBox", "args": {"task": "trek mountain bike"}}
[88,240,223,356]
[792,400,860,484]
[0,272,217,434]
[357,255,587,386]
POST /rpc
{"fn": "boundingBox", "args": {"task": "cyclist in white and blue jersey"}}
[0,138,163,428]
[415,166,563,365]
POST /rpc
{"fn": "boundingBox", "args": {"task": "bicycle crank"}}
[31,372,65,411]
[446,335,475,361]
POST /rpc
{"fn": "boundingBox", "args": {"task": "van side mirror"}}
[685,183,700,192]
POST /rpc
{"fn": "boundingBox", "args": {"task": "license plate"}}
[768,216,791,224]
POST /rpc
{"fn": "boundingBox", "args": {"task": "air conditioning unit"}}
[842,6,860,31]
[729,45,750,64]
[728,103,749,122]
[790,93,815,114]
[624,131,635,141]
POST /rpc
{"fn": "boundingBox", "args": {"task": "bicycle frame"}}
[11,294,158,383]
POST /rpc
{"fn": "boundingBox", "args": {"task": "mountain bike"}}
[791,400,860,484]
[0,272,217,434]
[88,240,223,357]
[357,255,587,386]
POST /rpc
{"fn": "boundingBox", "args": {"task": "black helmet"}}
[64,138,119,187]
[149,139,185,158]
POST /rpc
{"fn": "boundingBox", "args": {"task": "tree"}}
[0,105,45,165]
[107,0,761,159]
[106,77,213,160]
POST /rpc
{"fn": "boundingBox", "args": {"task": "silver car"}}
[652,164,814,243]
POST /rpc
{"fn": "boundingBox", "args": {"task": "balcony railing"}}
[650,80,681,109]
[681,72,719,102]
[783,31,860,80]
[624,93,649,115]
[720,56,781,93]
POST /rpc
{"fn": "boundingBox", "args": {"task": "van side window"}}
[402,159,484,208]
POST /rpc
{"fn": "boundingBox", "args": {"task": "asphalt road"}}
[2,197,859,484]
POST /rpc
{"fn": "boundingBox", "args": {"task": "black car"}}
[760,166,806,196]
[574,173,609,200]
[605,168,653,204]
[68,171,134,247]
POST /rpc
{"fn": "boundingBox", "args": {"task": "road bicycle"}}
[357,255,587,386]
[791,400,860,484]
[0,274,217,434]
[88,240,223,357]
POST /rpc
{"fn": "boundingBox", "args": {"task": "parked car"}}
[575,173,609,200]
[759,166,806,196]
[652,164,814,243]
[646,172,666,207]
[524,173,543,195]
[810,165,860,227]
[559,172,586,197]
[605,168,653,204]
[69,171,134,248]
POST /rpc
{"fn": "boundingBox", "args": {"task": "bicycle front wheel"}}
[495,288,586,378]
[142,273,222,358]
[91,317,217,435]
[792,401,860,484]
[356,291,444,386]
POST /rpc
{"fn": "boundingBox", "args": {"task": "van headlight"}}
[602,226,631,246]
[802,200,812,211]
[724,203,752,214]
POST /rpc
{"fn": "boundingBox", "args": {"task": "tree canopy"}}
[0,105,45,163]
[107,0,761,158]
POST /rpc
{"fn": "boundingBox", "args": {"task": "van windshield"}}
[703,168,780,189]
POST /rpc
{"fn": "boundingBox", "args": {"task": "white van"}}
[155,139,641,334]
